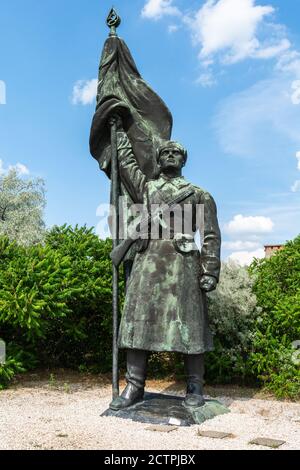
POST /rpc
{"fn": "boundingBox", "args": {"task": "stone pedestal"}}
[102,392,230,427]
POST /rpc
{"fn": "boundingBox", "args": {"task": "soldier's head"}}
[157,141,187,174]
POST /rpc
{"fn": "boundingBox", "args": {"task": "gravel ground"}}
[0,371,299,450]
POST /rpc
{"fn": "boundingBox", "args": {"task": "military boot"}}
[183,353,205,408]
[109,349,148,411]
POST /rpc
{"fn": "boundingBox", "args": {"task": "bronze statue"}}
[90,10,221,414]
[108,127,221,411]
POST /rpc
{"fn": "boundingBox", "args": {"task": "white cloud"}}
[195,72,216,87]
[168,24,179,34]
[0,160,5,176]
[223,240,261,251]
[185,0,285,65]
[142,0,298,89]
[228,247,265,266]
[291,80,300,105]
[296,151,300,171]
[254,202,300,242]
[214,76,300,158]
[0,159,30,176]
[141,0,181,20]
[72,79,97,106]
[11,163,30,175]
[223,203,298,262]
[225,214,274,235]
[252,39,290,60]
[291,180,300,193]
[276,50,300,76]
[96,203,112,239]
[0,80,6,105]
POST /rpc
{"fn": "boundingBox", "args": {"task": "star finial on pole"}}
[106,7,121,37]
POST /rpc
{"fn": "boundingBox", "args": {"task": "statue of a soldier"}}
[89,10,221,413]
[109,122,221,411]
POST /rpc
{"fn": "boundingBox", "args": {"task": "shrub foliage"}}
[0,169,45,245]
[249,235,300,398]
[0,226,120,387]
[0,228,299,399]
[206,262,260,384]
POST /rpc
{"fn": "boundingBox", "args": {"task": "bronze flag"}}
[89,33,173,180]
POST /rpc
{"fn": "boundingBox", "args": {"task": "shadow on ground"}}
[6,368,276,402]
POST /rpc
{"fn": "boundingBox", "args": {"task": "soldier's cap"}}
[157,141,188,164]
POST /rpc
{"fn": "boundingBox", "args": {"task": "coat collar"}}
[149,175,194,205]
[158,174,189,189]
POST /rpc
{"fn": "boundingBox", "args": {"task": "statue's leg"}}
[109,349,148,410]
[183,353,205,407]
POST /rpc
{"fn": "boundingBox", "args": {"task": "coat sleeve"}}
[198,191,221,281]
[117,132,147,204]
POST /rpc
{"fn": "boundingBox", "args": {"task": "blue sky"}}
[0,0,300,264]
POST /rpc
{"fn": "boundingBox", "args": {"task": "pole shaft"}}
[110,117,120,400]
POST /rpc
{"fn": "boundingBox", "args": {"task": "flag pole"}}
[106,8,121,400]
[109,115,120,400]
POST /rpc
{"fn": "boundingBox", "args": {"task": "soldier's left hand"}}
[109,114,124,131]
[199,275,217,292]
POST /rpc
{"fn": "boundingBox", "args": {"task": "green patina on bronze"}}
[116,134,221,354]
[90,11,223,412]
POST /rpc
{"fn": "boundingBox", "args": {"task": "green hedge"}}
[0,226,124,387]
[248,235,300,398]
[205,261,259,384]
[0,228,299,399]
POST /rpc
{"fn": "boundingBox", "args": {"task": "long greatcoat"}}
[117,134,221,354]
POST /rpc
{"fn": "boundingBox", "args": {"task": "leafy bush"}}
[1,228,299,400]
[0,169,45,245]
[40,225,122,371]
[205,262,260,384]
[0,226,121,388]
[0,236,73,339]
[249,235,300,399]
[0,358,25,390]
[147,262,260,384]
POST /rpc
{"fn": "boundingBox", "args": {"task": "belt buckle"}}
[173,233,196,254]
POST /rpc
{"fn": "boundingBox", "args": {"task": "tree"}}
[0,227,118,390]
[205,261,260,383]
[249,235,300,398]
[0,169,45,245]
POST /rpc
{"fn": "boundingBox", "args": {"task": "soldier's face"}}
[159,148,185,171]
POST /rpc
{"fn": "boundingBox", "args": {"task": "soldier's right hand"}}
[199,274,217,292]
[115,114,123,131]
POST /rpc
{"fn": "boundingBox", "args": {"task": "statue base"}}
[102,392,230,427]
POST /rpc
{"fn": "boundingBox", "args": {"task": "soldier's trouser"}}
[184,353,205,394]
[125,349,148,390]
[126,350,204,392]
